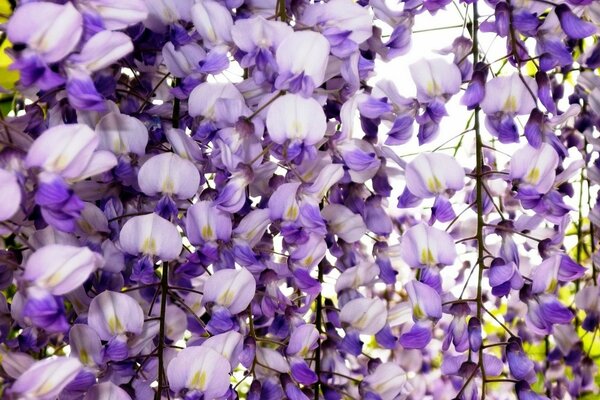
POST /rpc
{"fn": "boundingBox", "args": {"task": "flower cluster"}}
[0,0,598,399]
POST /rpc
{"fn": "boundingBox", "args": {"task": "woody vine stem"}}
[472,0,488,398]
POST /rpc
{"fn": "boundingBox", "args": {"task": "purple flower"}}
[322,204,367,242]
[0,169,22,221]
[363,363,407,400]
[287,324,320,357]
[510,143,559,194]
[274,31,330,96]
[338,139,381,183]
[488,259,524,297]
[7,357,82,400]
[575,286,600,331]
[506,339,536,382]
[79,0,148,30]
[96,110,149,156]
[409,58,462,103]
[186,200,232,245]
[191,0,233,47]
[69,324,103,367]
[555,4,597,39]
[119,213,182,260]
[87,290,144,340]
[266,94,327,146]
[202,267,256,314]
[68,30,133,72]
[7,2,83,63]
[481,74,538,143]
[22,245,103,295]
[167,345,232,398]
[232,16,292,79]
[531,254,585,294]
[84,382,133,400]
[399,223,456,268]
[340,297,387,335]
[335,261,379,292]
[26,124,117,181]
[301,0,372,58]
[138,152,200,199]
[202,331,244,367]
[526,294,574,335]
[188,82,250,125]
[404,153,465,199]
[405,280,442,321]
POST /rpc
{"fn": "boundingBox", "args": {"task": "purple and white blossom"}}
[7,357,82,400]
[0,0,597,398]
[22,245,103,295]
[119,213,182,260]
[266,93,327,146]
[167,345,231,398]
[510,142,559,194]
[481,74,538,143]
[400,223,456,268]
[274,31,330,95]
[202,267,256,314]
[88,290,144,340]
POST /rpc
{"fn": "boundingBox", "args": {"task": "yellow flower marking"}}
[108,316,124,334]
[420,248,436,266]
[52,154,71,171]
[290,120,304,139]
[218,289,235,306]
[45,271,65,288]
[142,237,157,255]
[426,80,440,97]
[547,278,558,293]
[354,313,368,329]
[503,95,517,113]
[426,176,443,193]
[80,349,89,365]
[525,167,540,184]
[190,371,207,390]
[413,304,424,320]
[202,225,214,240]
[113,138,125,154]
[285,204,299,220]
[162,177,175,194]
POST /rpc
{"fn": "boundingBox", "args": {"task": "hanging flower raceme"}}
[0,0,596,398]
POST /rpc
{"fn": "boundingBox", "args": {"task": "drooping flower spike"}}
[0,0,596,398]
